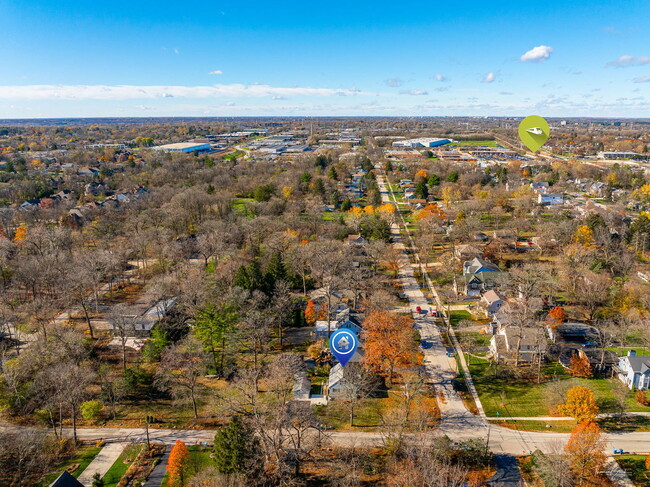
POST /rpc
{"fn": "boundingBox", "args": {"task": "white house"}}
[538,193,564,205]
[617,351,650,390]
[482,290,505,317]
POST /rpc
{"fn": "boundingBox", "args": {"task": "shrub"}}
[80,400,104,422]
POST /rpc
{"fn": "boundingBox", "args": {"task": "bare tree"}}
[156,336,208,418]
[108,304,139,372]
[338,362,380,426]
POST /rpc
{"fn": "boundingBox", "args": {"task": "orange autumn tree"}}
[548,306,566,324]
[568,353,593,378]
[565,422,608,486]
[645,452,650,470]
[304,300,326,325]
[414,169,428,181]
[558,386,599,422]
[13,225,27,242]
[415,203,447,223]
[361,311,416,382]
[167,440,190,487]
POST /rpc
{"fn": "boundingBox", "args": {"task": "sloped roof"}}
[51,471,84,487]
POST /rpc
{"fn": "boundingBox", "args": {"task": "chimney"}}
[628,350,637,357]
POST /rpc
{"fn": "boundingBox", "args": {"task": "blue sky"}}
[1,0,649,117]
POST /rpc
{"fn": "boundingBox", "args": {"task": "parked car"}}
[415,306,421,313]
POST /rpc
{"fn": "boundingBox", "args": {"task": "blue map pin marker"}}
[330,329,358,367]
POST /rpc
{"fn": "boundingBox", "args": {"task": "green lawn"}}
[468,359,650,417]
[450,140,498,147]
[491,419,577,433]
[450,309,474,325]
[102,444,143,487]
[37,444,102,487]
[617,455,650,486]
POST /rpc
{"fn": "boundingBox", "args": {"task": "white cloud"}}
[520,45,554,63]
[208,70,223,75]
[434,73,446,81]
[634,76,650,83]
[606,55,650,67]
[399,89,428,96]
[0,84,372,100]
[384,78,404,87]
[482,72,495,83]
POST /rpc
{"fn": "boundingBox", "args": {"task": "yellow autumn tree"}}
[364,205,375,215]
[573,225,595,247]
[282,186,294,199]
[13,225,28,242]
[558,386,599,422]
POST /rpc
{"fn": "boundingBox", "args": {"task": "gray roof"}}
[626,356,650,374]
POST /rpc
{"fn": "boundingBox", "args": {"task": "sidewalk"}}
[607,457,636,487]
[77,442,126,487]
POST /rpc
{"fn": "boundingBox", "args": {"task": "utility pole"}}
[144,417,150,450]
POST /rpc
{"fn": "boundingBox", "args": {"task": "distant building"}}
[597,151,645,160]
[538,193,564,205]
[153,142,211,153]
[392,138,453,148]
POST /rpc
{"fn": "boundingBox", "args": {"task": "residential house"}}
[547,322,600,347]
[530,182,550,193]
[617,350,650,390]
[455,257,503,296]
[489,326,547,364]
[454,244,483,261]
[293,371,312,401]
[482,290,505,316]
[51,471,84,487]
[538,193,564,205]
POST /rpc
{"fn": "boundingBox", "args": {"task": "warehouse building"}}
[392,137,453,148]
[153,142,211,153]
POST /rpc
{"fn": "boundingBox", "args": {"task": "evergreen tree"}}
[340,198,352,211]
[427,174,440,187]
[414,180,429,199]
[213,416,260,474]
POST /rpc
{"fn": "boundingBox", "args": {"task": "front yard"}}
[467,358,650,417]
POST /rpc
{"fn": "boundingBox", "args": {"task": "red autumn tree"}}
[565,422,608,486]
[548,306,567,324]
[361,311,416,382]
[568,353,593,378]
[167,440,190,487]
[304,300,326,325]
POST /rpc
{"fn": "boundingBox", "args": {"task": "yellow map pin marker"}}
[518,115,550,152]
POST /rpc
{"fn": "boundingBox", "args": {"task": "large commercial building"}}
[597,151,646,160]
[392,137,452,148]
[153,142,211,153]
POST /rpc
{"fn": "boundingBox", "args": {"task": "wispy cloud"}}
[520,45,554,63]
[208,70,223,75]
[434,73,446,82]
[384,78,404,87]
[482,72,495,83]
[634,76,650,83]
[0,84,372,100]
[399,89,428,96]
[606,55,650,67]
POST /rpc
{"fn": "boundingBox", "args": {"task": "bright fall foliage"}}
[13,225,27,242]
[548,306,566,324]
[415,203,447,223]
[361,311,417,382]
[573,225,595,247]
[304,300,326,325]
[167,440,190,487]
[558,386,599,422]
[565,422,608,486]
[414,169,428,180]
[568,353,593,378]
